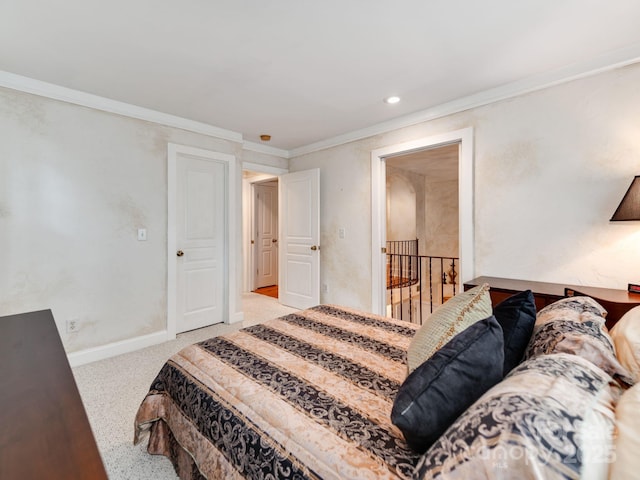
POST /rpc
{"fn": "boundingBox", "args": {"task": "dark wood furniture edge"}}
[465,276,640,330]
[0,309,108,479]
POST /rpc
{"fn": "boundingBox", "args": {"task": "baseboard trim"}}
[228,311,245,324]
[67,330,169,367]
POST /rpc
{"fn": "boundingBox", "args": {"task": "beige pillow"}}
[610,382,640,480]
[610,306,640,383]
[406,284,491,373]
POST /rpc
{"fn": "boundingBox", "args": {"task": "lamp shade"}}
[611,176,640,221]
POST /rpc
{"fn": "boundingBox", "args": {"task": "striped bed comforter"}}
[134,305,422,480]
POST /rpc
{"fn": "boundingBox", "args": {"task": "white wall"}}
[4,60,640,353]
[424,178,458,258]
[386,172,417,242]
[290,62,640,311]
[0,86,285,356]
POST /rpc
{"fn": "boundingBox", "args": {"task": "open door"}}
[279,168,320,309]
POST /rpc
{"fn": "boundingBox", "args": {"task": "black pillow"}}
[493,290,536,374]
[391,316,504,453]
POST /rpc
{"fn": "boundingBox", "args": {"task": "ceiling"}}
[3,1,640,152]
[387,144,459,182]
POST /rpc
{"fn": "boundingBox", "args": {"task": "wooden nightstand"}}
[464,276,640,329]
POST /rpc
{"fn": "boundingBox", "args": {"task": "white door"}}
[279,168,320,309]
[175,155,225,333]
[254,182,278,289]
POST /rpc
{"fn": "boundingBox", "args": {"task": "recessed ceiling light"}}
[384,96,401,105]
[259,134,271,141]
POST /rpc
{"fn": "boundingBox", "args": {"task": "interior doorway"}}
[242,168,281,296]
[385,144,460,322]
[370,128,475,316]
[242,164,321,309]
[254,179,278,290]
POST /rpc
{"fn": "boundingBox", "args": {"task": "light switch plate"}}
[137,228,147,241]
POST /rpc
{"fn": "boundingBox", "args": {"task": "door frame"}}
[370,127,475,315]
[167,143,238,339]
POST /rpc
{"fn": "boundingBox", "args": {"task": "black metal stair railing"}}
[386,239,419,289]
[386,240,458,325]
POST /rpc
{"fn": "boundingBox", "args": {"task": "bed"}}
[134,305,422,479]
[135,290,640,479]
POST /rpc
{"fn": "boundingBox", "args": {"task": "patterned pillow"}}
[406,284,492,373]
[525,296,633,385]
[414,353,622,480]
[392,316,504,453]
[535,295,607,327]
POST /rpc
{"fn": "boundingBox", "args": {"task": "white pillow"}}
[610,383,640,480]
[610,306,640,383]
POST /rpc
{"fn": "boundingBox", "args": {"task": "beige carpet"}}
[72,293,298,480]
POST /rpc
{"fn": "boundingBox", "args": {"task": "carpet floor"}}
[72,293,298,480]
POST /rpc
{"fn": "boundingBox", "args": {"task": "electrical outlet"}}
[66,319,79,333]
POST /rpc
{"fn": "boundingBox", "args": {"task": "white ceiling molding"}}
[0,70,242,143]
[242,140,290,159]
[290,45,640,158]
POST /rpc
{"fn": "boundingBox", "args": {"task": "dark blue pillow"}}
[391,316,504,453]
[493,290,536,374]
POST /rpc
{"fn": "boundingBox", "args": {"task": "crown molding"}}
[242,140,290,159]
[289,45,640,158]
[0,70,243,142]
[5,40,640,159]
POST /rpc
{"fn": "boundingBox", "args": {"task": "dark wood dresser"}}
[464,276,640,329]
[0,309,107,479]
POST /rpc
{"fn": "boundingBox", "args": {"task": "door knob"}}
[310,245,319,251]
[176,250,184,257]
[272,239,278,243]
